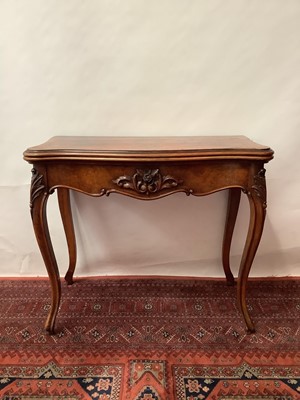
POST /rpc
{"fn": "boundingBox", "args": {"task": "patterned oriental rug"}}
[0,277,299,399]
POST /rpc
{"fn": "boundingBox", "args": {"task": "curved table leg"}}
[222,187,241,286]
[57,188,77,285]
[238,185,266,333]
[31,187,61,334]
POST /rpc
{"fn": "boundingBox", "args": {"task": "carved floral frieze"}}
[113,169,183,195]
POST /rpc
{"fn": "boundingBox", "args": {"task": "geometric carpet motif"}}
[0,351,299,399]
[0,277,299,351]
[174,362,300,399]
[0,277,299,399]
[0,360,123,399]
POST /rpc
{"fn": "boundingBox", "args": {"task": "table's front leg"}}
[222,187,241,285]
[30,168,61,334]
[57,188,77,285]
[238,169,267,333]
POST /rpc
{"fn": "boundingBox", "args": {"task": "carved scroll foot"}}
[31,182,61,334]
[238,178,266,333]
[222,188,241,286]
[57,188,77,285]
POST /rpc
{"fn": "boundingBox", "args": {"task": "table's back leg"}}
[31,186,61,334]
[222,187,241,286]
[57,188,77,285]
[238,183,266,333]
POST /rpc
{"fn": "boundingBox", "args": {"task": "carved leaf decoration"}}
[30,168,45,217]
[113,169,182,195]
[113,175,135,190]
[161,175,181,189]
[252,168,267,208]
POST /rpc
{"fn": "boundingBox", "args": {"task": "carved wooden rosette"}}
[113,169,183,196]
[251,168,267,208]
[30,168,45,217]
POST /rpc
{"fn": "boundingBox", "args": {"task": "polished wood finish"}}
[24,135,273,334]
[57,188,77,285]
[222,188,242,286]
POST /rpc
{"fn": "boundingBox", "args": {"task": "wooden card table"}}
[24,135,273,334]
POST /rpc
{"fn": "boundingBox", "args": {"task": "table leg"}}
[222,188,241,285]
[57,188,77,285]
[30,171,61,334]
[238,180,266,333]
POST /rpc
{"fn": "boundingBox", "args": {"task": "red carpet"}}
[0,277,299,399]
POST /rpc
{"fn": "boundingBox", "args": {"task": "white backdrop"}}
[0,0,299,278]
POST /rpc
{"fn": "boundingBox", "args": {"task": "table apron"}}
[31,160,265,199]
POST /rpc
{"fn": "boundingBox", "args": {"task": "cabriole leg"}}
[30,169,61,334]
[238,170,267,333]
[57,188,77,285]
[222,187,241,285]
